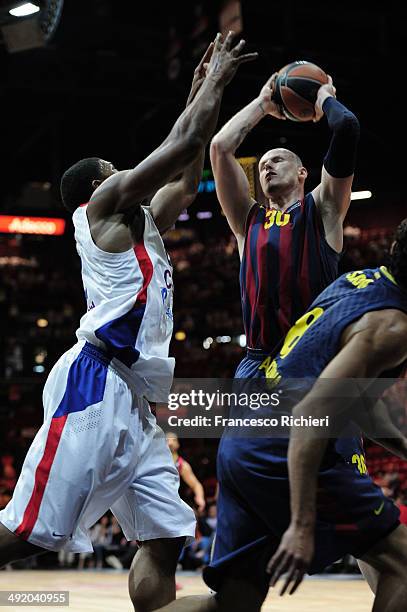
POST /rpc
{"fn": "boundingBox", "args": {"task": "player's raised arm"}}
[210,74,285,246]
[90,32,258,219]
[311,76,360,253]
[149,43,211,234]
[267,310,407,596]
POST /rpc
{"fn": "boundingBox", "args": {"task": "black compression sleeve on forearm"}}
[323,96,360,178]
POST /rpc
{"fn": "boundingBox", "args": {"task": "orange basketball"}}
[274,61,329,122]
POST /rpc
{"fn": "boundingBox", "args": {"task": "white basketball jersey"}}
[72,204,175,400]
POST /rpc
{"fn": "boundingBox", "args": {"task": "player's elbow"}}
[180,134,205,164]
[337,111,360,141]
[210,135,232,159]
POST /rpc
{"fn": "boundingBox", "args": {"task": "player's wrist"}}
[319,91,335,111]
[205,72,228,89]
[291,513,316,531]
[256,94,272,114]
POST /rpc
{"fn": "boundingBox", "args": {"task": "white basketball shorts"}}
[0,341,195,553]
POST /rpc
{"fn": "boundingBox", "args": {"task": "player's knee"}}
[139,536,185,571]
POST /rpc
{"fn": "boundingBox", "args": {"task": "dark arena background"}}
[0,1,406,610]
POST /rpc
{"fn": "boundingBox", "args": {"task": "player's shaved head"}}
[259,148,303,169]
[389,218,407,290]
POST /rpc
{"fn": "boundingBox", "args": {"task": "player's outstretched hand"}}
[258,73,286,120]
[313,75,336,122]
[206,31,258,87]
[267,523,314,596]
[186,41,215,106]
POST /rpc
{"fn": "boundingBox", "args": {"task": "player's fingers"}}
[267,550,282,577]
[279,557,304,596]
[212,32,223,55]
[199,41,214,69]
[266,72,278,90]
[289,568,305,595]
[224,30,235,50]
[269,552,291,586]
[279,565,297,596]
[235,52,259,64]
[231,39,246,56]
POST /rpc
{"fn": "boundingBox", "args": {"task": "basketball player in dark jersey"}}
[210,73,360,372]
[154,222,407,611]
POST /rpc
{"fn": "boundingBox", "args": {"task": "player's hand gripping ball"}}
[273,61,329,122]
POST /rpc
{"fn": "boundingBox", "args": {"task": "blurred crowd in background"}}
[1,220,407,573]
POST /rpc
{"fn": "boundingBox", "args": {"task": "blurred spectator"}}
[395,491,407,525]
[166,432,206,513]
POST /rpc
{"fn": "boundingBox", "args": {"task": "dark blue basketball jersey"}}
[240,193,340,353]
[205,266,407,592]
[259,265,407,385]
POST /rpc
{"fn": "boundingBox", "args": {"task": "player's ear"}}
[298,166,307,182]
[92,179,102,190]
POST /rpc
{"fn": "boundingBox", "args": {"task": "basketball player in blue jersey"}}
[154,222,407,612]
[210,72,360,372]
[0,33,258,612]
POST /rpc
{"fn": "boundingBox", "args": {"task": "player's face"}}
[259,149,301,198]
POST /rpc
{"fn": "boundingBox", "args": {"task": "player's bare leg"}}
[154,577,266,612]
[358,559,379,594]
[129,537,185,612]
[359,524,407,611]
[0,522,44,568]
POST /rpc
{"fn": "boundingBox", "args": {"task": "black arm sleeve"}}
[323,97,360,179]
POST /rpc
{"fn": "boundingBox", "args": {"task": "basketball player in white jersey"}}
[0,32,257,611]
